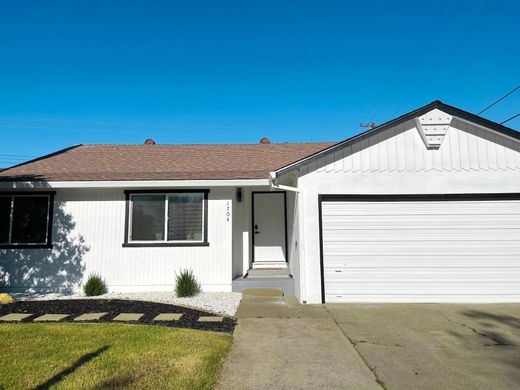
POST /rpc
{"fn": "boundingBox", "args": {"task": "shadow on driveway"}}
[327,303,520,390]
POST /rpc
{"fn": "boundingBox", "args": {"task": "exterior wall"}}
[0,187,235,293]
[295,117,520,303]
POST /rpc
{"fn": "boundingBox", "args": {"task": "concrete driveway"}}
[218,296,520,390]
[327,303,520,390]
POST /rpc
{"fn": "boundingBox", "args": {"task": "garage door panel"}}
[322,215,520,228]
[324,282,520,295]
[324,268,520,283]
[322,201,520,216]
[323,241,520,254]
[321,198,520,303]
[324,294,520,303]
[322,229,520,241]
[324,256,520,268]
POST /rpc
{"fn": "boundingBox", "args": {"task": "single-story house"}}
[1,100,519,303]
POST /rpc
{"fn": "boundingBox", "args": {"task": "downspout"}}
[269,172,299,193]
[269,172,307,303]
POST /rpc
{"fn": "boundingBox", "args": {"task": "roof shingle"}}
[0,142,336,182]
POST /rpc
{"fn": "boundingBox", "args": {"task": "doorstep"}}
[232,276,295,295]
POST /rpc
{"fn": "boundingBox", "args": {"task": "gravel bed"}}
[12,291,242,317]
[0,299,236,333]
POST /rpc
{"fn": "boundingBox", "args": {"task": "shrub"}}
[175,269,200,297]
[0,293,15,304]
[83,274,107,296]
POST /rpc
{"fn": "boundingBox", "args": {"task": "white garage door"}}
[320,195,520,303]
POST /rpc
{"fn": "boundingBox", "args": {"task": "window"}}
[131,195,165,241]
[124,190,208,247]
[0,193,54,248]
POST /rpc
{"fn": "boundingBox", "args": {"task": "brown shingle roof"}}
[0,142,336,182]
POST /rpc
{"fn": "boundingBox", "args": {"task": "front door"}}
[252,192,287,265]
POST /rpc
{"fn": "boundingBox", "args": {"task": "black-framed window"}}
[123,190,209,247]
[0,192,55,248]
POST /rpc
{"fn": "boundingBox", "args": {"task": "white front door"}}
[253,192,287,266]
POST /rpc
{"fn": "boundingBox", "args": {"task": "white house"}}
[1,101,519,304]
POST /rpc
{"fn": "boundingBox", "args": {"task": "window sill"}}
[0,244,53,249]
[122,242,210,248]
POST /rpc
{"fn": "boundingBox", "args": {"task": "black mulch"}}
[0,299,236,333]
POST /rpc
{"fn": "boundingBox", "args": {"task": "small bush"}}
[175,269,200,298]
[0,293,15,304]
[83,274,107,296]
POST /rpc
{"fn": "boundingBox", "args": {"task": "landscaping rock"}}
[0,299,236,333]
[12,291,242,316]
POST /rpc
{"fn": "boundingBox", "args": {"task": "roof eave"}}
[0,178,271,189]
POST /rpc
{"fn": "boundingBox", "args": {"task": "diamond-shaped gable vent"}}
[414,108,453,149]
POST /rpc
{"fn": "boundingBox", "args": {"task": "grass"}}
[0,323,232,389]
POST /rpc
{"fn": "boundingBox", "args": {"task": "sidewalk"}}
[217,295,380,390]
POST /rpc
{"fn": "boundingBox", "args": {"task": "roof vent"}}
[144,139,156,145]
[259,137,271,144]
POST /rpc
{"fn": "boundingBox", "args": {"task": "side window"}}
[0,193,54,247]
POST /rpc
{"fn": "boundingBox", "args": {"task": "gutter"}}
[268,172,300,192]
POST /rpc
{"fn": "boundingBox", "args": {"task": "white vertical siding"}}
[308,118,520,174]
[295,117,520,304]
[1,187,235,293]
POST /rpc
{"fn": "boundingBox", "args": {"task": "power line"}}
[0,154,37,158]
[478,85,520,115]
[362,0,455,121]
[390,0,503,117]
[500,112,520,125]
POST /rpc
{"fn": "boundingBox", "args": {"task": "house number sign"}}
[226,201,231,222]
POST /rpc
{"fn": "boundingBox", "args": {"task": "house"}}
[0,100,519,304]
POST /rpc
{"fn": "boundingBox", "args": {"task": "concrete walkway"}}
[217,295,380,390]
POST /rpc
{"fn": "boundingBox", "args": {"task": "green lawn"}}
[0,323,231,389]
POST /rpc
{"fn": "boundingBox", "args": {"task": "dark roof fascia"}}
[274,100,520,177]
[436,100,520,140]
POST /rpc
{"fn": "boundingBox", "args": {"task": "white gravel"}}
[12,291,243,317]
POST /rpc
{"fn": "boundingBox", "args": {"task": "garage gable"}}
[276,101,520,177]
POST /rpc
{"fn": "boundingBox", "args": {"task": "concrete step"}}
[232,277,295,296]
[252,262,288,269]
[246,268,292,279]
[242,288,284,297]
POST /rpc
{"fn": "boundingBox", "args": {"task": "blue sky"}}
[0,0,519,167]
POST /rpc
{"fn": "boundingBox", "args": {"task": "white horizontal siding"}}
[321,200,520,303]
[0,187,234,293]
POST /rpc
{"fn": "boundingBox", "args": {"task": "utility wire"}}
[478,85,520,115]
[500,112,520,125]
[362,0,455,121]
[390,0,502,118]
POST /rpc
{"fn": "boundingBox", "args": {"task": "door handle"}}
[255,230,260,234]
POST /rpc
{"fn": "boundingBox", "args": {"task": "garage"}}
[319,194,520,303]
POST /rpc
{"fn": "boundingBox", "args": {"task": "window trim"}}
[0,191,55,249]
[123,189,209,247]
